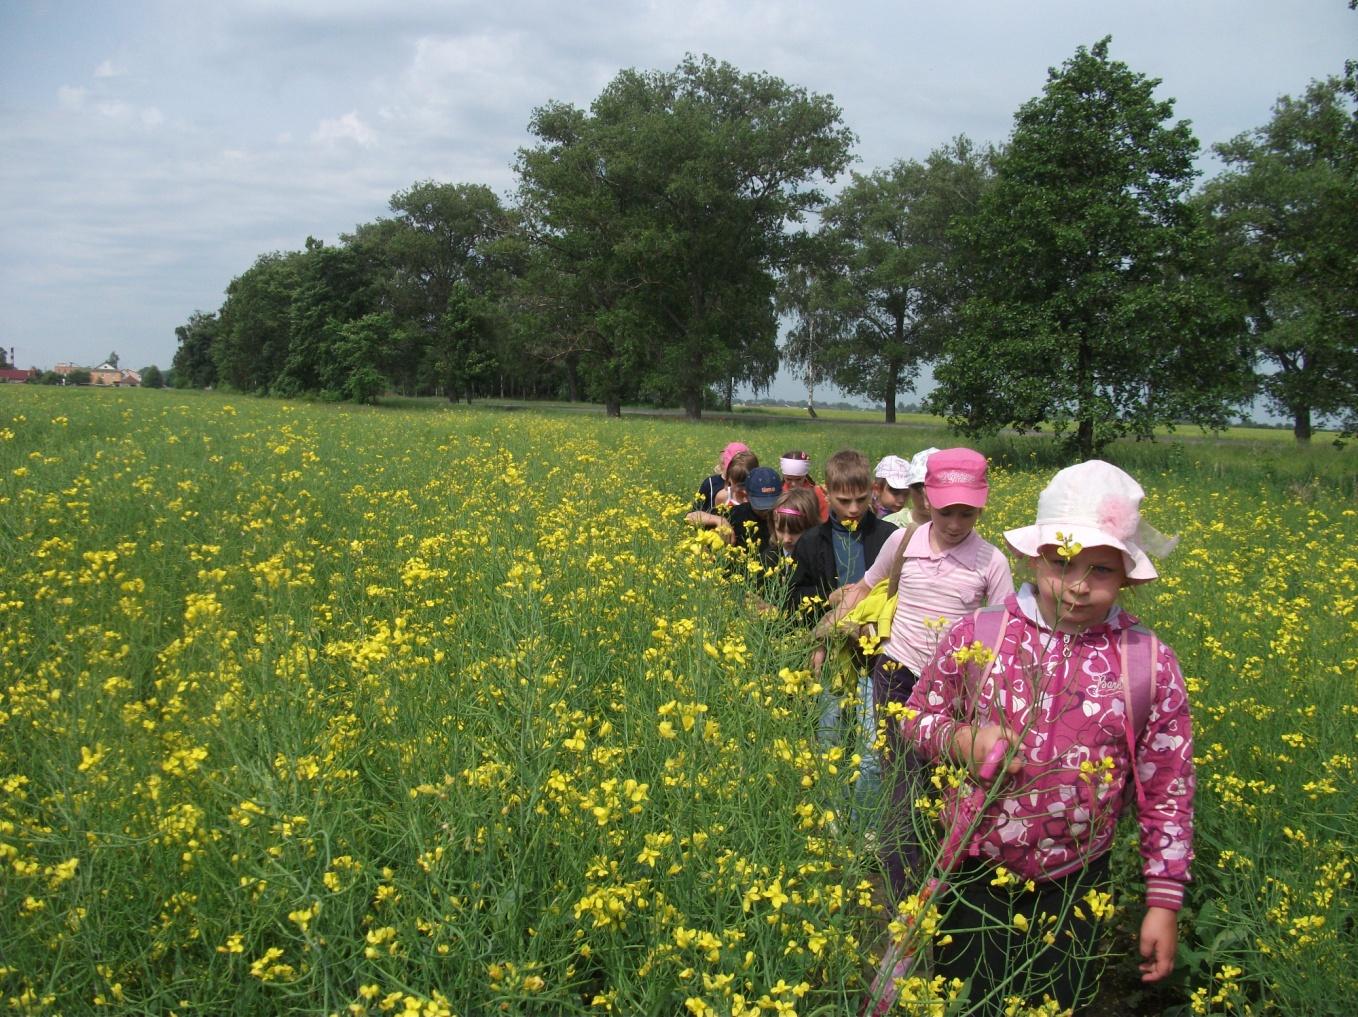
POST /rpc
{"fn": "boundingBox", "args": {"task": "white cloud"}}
[94,59,126,79]
[140,107,165,129]
[312,111,376,147]
[57,85,87,110]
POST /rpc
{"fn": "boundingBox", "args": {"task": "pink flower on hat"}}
[1096,493,1140,542]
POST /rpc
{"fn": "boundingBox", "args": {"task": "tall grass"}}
[0,387,1353,1015]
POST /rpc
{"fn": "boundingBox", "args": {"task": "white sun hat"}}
[874,455,911,488]
[1003,460,1178,584]
[904,447,939,487]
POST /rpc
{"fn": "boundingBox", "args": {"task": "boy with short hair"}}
[787,449,897,618]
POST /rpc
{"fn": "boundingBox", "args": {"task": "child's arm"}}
[1136,640,1196,918]
[685,510,736,544]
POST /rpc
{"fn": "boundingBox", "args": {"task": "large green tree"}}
[375,181,510,401]
[1198,75,1358,441]
[214,251,304,393]
[171,310,220,389]
[515,55,854,419]
[816,138,996,422]
[931,39,1250,457]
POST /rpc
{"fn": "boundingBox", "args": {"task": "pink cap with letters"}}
[924,447,989,509]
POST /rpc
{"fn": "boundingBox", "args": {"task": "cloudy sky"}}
[1,0,1354,391]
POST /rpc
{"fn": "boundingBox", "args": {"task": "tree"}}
[171,311,220,388]
[776,234,845,411]
[105,351,119,368]
[515,55,855,419]
[1198,75,1358,441]
[215,251,304,393]
[139,364,164,389]
[818,138,996,422]
[371,182,510,400]
[931,39,1251,457]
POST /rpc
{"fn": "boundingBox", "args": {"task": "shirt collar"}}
[908,522,981,568]
[1015,582,1125,633]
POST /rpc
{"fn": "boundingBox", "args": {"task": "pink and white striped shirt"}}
[864,523,1014,674]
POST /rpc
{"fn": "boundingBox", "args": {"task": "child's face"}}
[1033,544,1128,631]
[772,522,802,551]
[908,485,930,520]
[784,473,813,489]
[874,480,909,514]
[929,502,981,548]
[827,485,872,524]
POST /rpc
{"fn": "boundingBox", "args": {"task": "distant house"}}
[1,367,37,383]
[88,363,140,387]
[54,362,80,377]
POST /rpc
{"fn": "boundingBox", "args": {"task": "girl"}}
[767,487,821,559]
[693,441,748,513]
[821,448,1013,897]
[779,449,830,522]
[901,460,1193,1014]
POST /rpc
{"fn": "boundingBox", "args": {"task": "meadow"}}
[0,386,1353,1016]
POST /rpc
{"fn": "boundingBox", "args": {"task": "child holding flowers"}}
[900,460,1194,1014]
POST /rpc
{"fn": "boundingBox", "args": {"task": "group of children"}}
[687,443,1195,1015]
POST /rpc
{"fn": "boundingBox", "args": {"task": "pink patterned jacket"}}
[901,587,1195,909]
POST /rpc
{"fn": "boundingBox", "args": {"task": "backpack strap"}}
[970,604,1010,687]
[1117,623,1159,810]
[885,522,920,599]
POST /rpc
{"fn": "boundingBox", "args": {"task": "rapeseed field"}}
[0,388,1353,1016]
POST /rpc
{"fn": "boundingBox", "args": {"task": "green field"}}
[1,387,1354,1016]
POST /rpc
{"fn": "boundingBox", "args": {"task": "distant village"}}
[1,350,161,388]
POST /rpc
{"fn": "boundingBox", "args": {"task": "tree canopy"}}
[931,38,1251,457]
[515,55,855,418]
[1199,75,1358,441]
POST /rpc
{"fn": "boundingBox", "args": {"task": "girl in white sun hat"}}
[897,460,1194,1015]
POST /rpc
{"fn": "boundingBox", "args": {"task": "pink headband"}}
[775,506,804,517]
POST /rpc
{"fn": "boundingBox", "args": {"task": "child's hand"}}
[810,644,828,673]
[1138,907,1178,982]
[955,724,1022,782]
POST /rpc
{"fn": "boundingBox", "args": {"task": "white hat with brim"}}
[1003,460,1177,585]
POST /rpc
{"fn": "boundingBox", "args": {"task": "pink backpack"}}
[970,605,1159,808]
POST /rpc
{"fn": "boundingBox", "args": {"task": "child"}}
[767,487,821,559]
[871,455,912,518]
[787,449,897,618]
[687,464,780,558]
[714,450,757,509]
[693,441,748,513]
[821,448,1013,897]
[901,460,1193,1013]
[780,450,830,523]
[883,446,937,529]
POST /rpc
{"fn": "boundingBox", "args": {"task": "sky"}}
[1,0,1354,402]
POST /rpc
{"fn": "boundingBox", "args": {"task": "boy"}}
[787,449,897,618]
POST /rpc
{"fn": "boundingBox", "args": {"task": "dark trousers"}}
[934,854,1114,1016]
[870,654,923,902]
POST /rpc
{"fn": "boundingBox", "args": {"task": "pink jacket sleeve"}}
[1136,640,1196,910]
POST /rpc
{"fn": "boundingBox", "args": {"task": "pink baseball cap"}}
[720,442,749,473]
[924,447,989,509]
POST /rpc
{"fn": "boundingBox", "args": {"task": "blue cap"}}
[746,466,782,510]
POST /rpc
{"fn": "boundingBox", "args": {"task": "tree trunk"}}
[565,353,580,403]
[1076,336,1095,459]
[605,399,621,418]
[722,377,734,413]
[684,390,703,421]
[1294,407,1313,443]
[884,362,898,424]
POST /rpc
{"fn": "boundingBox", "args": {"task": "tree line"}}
[172,42,1358,453]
